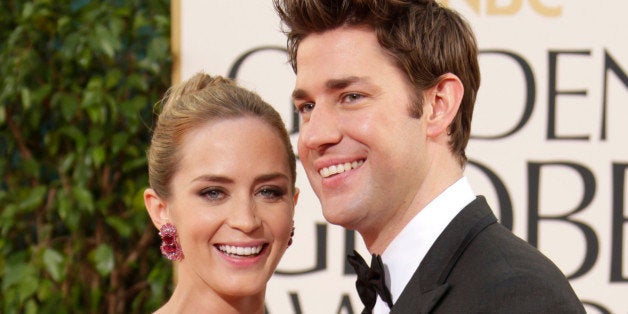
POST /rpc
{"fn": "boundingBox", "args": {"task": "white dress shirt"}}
[372,177,476,314]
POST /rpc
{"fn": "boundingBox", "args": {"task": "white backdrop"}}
[175,1,628,312]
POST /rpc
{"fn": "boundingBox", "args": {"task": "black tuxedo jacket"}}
[389,196,585,314]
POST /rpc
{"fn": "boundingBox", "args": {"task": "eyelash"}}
[200,187,227,201]
[296,102,315,114]
[296,92,365,114]
[199,186,286,202]
[257,186,286,200]
[340,92,364,104]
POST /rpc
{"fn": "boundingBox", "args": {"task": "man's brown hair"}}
[274,0,480,165]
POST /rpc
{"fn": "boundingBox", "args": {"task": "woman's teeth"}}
[319,160,364,178]
[218,244,263,257]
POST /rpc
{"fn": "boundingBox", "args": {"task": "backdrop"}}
[173,1,627,312]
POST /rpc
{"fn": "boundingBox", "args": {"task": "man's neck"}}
[362,163,464,254]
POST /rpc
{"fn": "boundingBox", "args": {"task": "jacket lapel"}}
[391,196,497,313]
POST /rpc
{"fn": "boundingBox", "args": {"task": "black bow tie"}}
[347,250,394,313]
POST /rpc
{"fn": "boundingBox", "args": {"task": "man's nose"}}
[299,103,342,153]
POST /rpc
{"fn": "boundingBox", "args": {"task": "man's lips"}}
[318,159,364,178]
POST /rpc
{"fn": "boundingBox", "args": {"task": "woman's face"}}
[166,116,296,297]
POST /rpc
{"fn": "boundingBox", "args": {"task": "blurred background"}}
[1,0,627,313]
[1,0,172,313]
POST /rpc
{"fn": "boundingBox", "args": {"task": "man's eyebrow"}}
[292,76,368,100]
[292,88,308,100]
[325,76,362,90]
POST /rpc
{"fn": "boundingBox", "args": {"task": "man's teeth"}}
[319,160,364,178]
[218,244,263,256]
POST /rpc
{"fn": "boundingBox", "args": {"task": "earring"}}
[288,226,295,247]
[159,223,184,261]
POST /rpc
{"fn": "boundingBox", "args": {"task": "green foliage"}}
[0,0,173,312]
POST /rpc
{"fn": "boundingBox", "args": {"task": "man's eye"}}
[297,102,315,114]
[341,93,364,103]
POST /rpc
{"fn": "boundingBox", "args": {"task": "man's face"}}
[293,26,431,239]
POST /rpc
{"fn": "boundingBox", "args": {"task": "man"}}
[274,0,585,313]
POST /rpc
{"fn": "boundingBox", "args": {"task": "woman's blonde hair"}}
[147,72,296,199]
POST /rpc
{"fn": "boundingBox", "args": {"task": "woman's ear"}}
[293,187,300,207]
[144,188,169,229]
[424,73,464,137]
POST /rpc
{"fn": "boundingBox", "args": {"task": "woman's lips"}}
[216,243,267,257]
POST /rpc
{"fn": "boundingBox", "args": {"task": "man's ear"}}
[424,73,464,137]
[144,188,169,229]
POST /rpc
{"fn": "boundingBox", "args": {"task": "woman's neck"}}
[155,279,265,314]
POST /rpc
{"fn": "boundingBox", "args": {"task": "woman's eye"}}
[200,188,225,200]
[257,187,285,200]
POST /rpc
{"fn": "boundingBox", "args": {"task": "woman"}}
[143,72,298,313]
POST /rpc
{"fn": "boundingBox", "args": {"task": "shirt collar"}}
[373,177,475,312]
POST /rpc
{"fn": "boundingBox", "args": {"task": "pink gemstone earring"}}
[159,223,184,261]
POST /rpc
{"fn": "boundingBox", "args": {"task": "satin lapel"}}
[391,196,497,313]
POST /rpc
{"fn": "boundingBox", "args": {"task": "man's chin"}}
[321,206,360,230]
